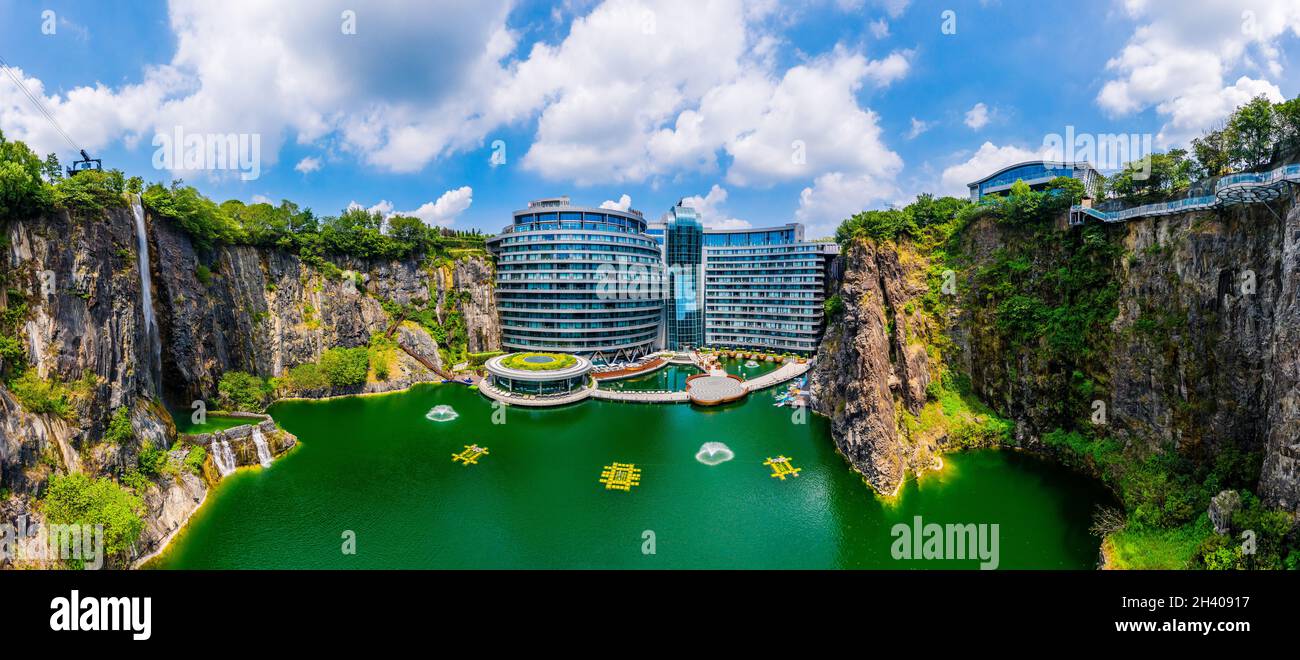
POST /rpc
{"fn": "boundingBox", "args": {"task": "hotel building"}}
[486,197,664,361]
[491,197,838,360]
[702,224,836,353]
[967,160,1101,201]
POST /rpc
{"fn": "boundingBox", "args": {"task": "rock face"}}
[451,257,499,353]
[149,213,499,402]
[813,196,1300,513]
[1209,489,1242,535]
[810,239,934,494]
[1,203,498,565]
[133,470,207,565]
[1,207,173,495]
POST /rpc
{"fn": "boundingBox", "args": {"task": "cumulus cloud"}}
[1097,0,1300,145]
[964,102,990,129]
[680,185,750,229]
[600,194,633,211]
[938,141,1050,198]
[1,0,516,174]
[0,0,913,224]
[352,186,473,228]
[294,156,322,173]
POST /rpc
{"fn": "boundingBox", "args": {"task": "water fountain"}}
[130,196,161,394]
[744,360,760,369]
[251,427,273,468]
[695,442,735,466]
[211,439,237,477]
[425,405,459,422]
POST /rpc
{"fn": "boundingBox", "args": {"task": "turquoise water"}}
[600,364,702,391]
[152,383,1111,569]
[173,412,257,434]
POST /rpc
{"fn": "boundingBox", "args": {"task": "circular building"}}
[486,197,664,362]
[484,353,594,400]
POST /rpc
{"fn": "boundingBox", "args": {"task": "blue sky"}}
[2,0,1298,238]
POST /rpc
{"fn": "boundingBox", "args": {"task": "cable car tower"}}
[66,149,102,176]
[0,52,101,176]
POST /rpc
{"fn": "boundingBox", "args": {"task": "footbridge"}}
[1070,163,1300,226]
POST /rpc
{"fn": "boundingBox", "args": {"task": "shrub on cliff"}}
[40,473,144,565]
[104,406,134,444]
[8,371,74,419]
[216,370,269,411]
[0,129,53,219]
[320,347,369,387]
[279,362,329,394]
[183,446,207,475]
[51,169,126,215]
[143,182,241,250]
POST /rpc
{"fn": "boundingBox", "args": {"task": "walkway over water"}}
[589,360,810,404]
[1070,163,1300,225]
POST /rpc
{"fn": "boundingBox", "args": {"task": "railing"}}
[1070,162,1300,225]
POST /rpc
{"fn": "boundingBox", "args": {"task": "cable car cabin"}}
[66,150,102,176]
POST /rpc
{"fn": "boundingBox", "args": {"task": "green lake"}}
[152,382,1111,569]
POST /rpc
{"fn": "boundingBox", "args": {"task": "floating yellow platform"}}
[764,456,801,480]
[599,462,642,491]
[452,444,489,465]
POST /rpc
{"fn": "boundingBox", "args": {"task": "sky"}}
[1,0,1298,239]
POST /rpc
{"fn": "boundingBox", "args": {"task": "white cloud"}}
[905,117,930,139]
[352,186,473,228]
[721,48,907,187]
[869,19,890,39]
[0,0,516,175]
[795,171,900,238]
[680,185,750,229]
[964,102,989,130]
[937,141,1050,198]
[1097,0,1300,145]
[600,194,633,211]
[294,156,322,173]
[0,0,914,221]
[501,1,911,188]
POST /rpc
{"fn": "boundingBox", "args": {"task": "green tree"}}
[40,473,145,563]
[1191,124,1233,178]
[104,406,134,444]
[216,370,268,411]
[319,346,369,387]
[0,129,53,218]
[281,362,329,393]
[143,181,242,249]
[51,168,127,214]
[1227,95,1279,171]
[1107,150,1193,202]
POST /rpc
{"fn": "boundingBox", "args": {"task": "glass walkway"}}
[1070,163,1300,226]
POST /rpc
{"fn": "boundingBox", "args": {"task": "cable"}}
[0,53,82,154]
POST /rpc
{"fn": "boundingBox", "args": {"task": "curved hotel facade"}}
[486,197,664,361]
[490,197,838,360]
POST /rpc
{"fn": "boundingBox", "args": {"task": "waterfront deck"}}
[587,360,810,404]
[591,388,691,403]
[478,378,597,407]
[592,356,668,381]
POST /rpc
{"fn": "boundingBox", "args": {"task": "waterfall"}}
[129,196,161,394]
[251,427,273,468]
[211,439,237,477]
